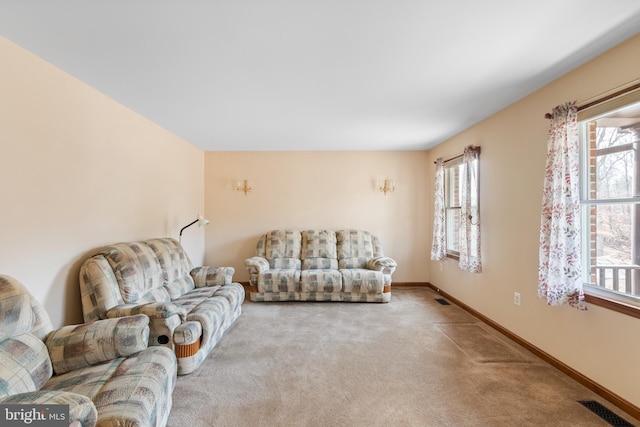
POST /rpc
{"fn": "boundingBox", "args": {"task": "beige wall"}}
[0,37,206,327]
[427,34,640,408]
[204,151,430,283]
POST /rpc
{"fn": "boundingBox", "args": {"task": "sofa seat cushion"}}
[176,286,222,306]
[43,346,176,426]
[340,269,385,294]
[175,284,243,314]
[212,283,245,315]
[258,270,301,293]
[41,358,121,401]
[186,297,230,338]
[0,334,52,397]
[300,270,342,293]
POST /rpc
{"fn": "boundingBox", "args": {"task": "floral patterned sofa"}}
[79,238,244,375]
[245,229,397,303]
[0,274,176,427]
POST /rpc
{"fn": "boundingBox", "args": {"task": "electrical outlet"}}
[514,292,521,306]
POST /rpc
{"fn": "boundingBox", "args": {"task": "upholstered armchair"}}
[0,274,176,427]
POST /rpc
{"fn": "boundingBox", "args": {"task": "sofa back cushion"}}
[0,277,33,341]
[102,242,171,304]
[0,275,54,341]
[336,230,379,269]
[147,238,195,299]
[301,230,338,270]
[0,275,53,397]
[259,230,302,269]
[80,256,125,322]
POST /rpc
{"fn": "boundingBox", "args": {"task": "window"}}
[431,145,482,272]
[579,99,640,308]
[444,158,463,257]
[444,154,479,259]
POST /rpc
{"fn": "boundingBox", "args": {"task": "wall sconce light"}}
[179,213,210,242]
[379,179,396,195]
[236,179,252,196]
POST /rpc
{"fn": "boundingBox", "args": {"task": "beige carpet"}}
[167,287,638,427]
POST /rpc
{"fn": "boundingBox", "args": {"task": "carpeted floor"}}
[167,287,638,427]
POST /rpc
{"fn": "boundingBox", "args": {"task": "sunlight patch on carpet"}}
[436,323,534,364]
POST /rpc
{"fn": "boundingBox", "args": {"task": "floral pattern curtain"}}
[459,146,482,273]
[430,158,446,261]
[538,101,586,310]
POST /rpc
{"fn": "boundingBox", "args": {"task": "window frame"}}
[578,91,640,318]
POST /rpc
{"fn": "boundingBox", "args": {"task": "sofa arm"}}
[245,257,269,274]
[367,257,397,275]
[173,320,202,346]
[105,301,188,322]
[0,390,97,426]
[45,314,150,375]
[191,265,235,287]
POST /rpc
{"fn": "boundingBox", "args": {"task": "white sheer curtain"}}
[538,101,586,309]
[459,146,482,273]
[430,157,446,261]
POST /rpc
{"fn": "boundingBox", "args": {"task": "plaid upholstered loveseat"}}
[79,238,244,375]
[245,229,397,303]
[0,274,176,427]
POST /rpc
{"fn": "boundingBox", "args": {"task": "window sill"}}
[584,292,640,319]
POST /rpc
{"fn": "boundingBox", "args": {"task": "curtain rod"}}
[544,78,640,118]
[434,153,463,165]
[577,79,640,112]
[433,145,481,164]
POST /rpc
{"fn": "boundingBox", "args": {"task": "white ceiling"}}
[1,1,640,151]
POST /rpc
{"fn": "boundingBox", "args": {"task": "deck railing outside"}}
[595,264,640,296]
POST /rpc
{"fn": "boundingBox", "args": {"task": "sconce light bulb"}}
[380,179,395,195]
[237,179,252,195]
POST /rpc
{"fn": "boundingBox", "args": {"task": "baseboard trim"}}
[391,282,430,287]
[425,282,640,421]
